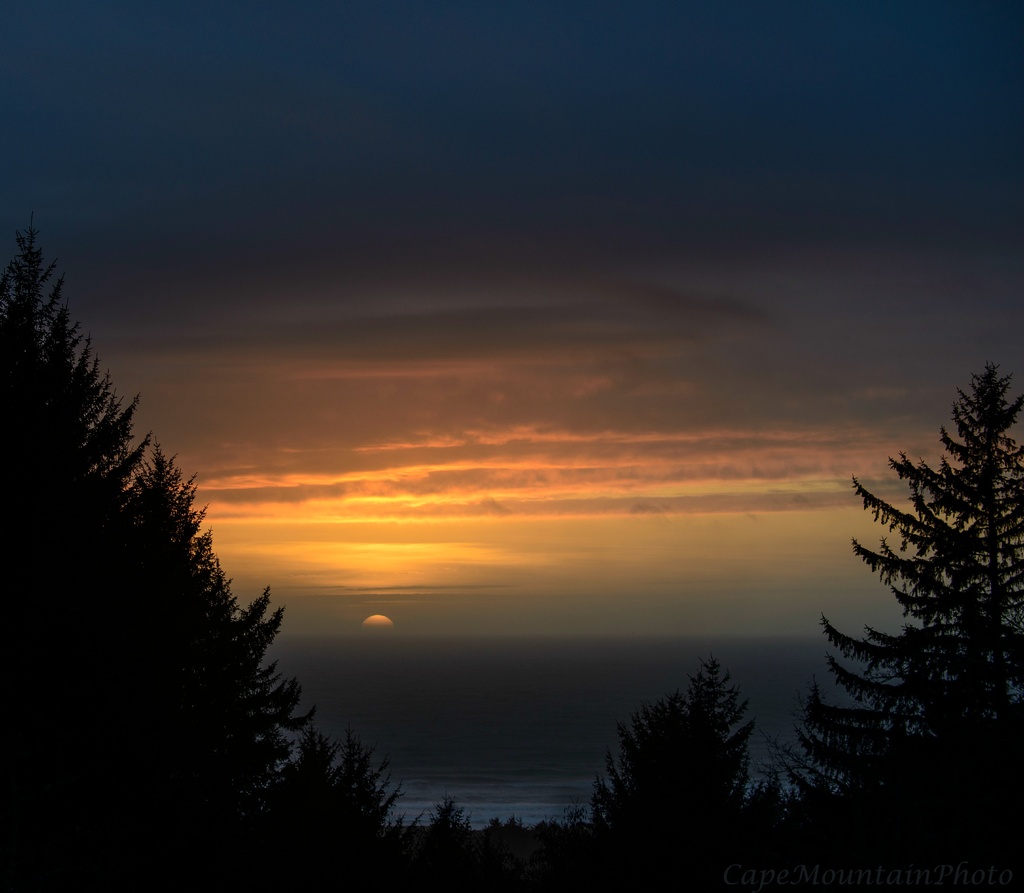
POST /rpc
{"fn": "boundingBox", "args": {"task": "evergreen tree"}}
[127,449,307,830]
[263,726,407,887]
[414,795,480,891]
[592,657,753,888]
[2,225,150,888]
[1,225,147,686]
[798,364,1024,861]
[531,803,597,890]
[1,226,308,888]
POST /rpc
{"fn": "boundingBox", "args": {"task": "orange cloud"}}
[196,421,900,525]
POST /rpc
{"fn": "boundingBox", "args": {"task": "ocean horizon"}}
[270,633,837,828]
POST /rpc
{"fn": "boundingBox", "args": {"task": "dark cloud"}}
[6,2,1021,294]
[630,501,668,517]
[6,2,1024,637]
[4,0,1023,514]
[115,289,766,361]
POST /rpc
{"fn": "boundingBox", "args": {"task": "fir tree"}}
[592,657,753,887]
[798,364,1024,861]
[263,726,407,887]
[1,226,308,888]
[414,795,480,890]
[126,448,307,829]
[2,225,150,888]
[280,725,403,844]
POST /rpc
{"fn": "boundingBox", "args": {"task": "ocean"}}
[269,634,835,828]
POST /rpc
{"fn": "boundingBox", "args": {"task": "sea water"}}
[269,634,834,828]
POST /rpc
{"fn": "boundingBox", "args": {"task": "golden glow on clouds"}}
[128,279,942,635]
[194,413,903,634]
[211,508,893,635]
[199,424,894,524]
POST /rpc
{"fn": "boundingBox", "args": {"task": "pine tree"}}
[126,449,307,828]
[1,225,147,679]
[262,726,407,886]
[275,725,403,847]
[1,226,308,887]
[592,657,753,887]
[2,225,151,888]
[798,364,1024,861]
[415,795,480,890]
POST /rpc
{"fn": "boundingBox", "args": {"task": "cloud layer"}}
[5,1,1023,633]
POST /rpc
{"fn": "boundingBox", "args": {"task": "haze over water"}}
[272,633,831,827]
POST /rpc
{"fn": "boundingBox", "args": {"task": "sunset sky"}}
[5,1,1023,635]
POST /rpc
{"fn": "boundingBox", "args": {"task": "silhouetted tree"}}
[262,726,408,887]
[477,816,530,892]
[530,803,598,890]
[412,795,525,891]
[414,796,477,889]
[798,364,1024,863]
[2,225,151,888]
[592,656,753,888]
[126,449,307,834]
[0,227,307,888]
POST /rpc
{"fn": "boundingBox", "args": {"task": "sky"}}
[4,1,1023,636]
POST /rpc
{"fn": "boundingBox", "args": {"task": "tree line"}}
[2,228,1021,890]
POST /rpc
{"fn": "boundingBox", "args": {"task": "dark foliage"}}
[0,227,307,889]
[413,795,478,889]
[591,656,755,888]
[126,450,308,832]
[530,803,597,889]
[402,796,526,892]
[797,365,1024,863]
[2,225,149,889]
[258,726,409,888]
